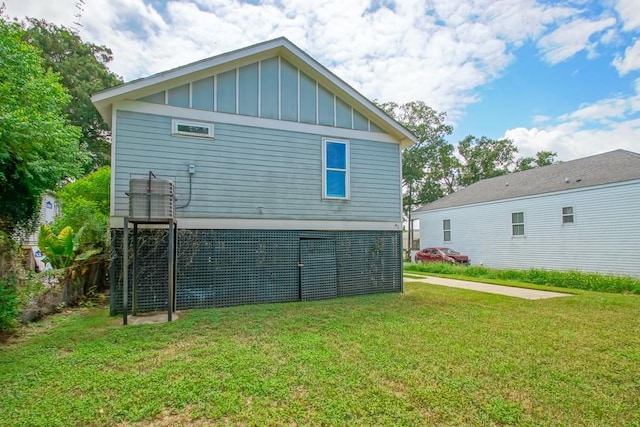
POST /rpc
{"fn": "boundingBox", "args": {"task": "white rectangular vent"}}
[171,119,214,138]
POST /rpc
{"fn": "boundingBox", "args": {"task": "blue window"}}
[323,139,349,199]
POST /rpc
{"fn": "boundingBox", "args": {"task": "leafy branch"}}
[37,225,100,269]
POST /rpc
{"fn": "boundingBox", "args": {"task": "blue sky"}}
[5,0,640,161]
[453,40,636,141]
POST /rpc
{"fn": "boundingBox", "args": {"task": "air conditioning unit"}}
[128,178,175,220]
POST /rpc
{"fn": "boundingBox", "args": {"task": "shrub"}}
[53,166,109,250]
[0,231,22,281]
[0,232,21,331]
[37,225,101,269]
[0,279,19,331]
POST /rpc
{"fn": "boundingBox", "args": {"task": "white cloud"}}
[600,28,619,44]
[613,39,640,75]
[559,99,629,122]
[481,0,575,42]
[536,17,617,64]
[505,121,640,160]
[3,0,77,28]
[532,115,551,124]
[0,0,586,118]
[505,78,640,160]
[616,0,640,31]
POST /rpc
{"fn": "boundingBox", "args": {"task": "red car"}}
[414,247,470,265]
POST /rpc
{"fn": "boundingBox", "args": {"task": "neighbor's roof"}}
[415,149,640,213]
[92,37,418,148]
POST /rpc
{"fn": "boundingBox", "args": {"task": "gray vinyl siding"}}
[336,97,352,129]
[318,85,334,126]
[260,57,279,119]
[280,59,298,121]
[192,77,214,111]
[139,92,165,104]
[370,122,384,133]
[168,84,189,108]
[134,56,388,134]
[238,63,258,116]
[299,72,317,124]
[353,109,368,131]
[114,110,401,222]
[416,181,640,277]
[216,69,236,113]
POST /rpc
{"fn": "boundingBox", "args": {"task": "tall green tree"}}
[378,101,454,251]
[427,141,459,195]
[515,150,558,171]
[456,135,519,187]
[21,18,122,171]
[378,101,455,205]
[0,13,85,234]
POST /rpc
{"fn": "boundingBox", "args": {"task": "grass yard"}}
[1,281,640,426]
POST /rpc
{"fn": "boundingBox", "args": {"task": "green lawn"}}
[2,281,640,426]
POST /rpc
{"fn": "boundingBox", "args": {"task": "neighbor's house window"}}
[512,212,525,236]
[562,206,574,224]
[323,138,349,199]
[171,119,214,138]
[443,219,451,242]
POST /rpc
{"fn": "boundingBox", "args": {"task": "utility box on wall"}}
[128,178,175,220]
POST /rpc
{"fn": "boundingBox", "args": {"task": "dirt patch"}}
[113,311,183,325]
[119,406,212,426]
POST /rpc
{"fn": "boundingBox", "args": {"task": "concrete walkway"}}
[404,275,572,300]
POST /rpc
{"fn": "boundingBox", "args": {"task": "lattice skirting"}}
[109,229,402,315]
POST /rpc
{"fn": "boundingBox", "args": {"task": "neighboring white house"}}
[15,192,59,246]
[13,192,58,272]
[413,149,640,277]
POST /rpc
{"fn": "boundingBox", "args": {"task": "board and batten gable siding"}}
[135,56,380,134]
[114,110,401,222]
[416,180,640,277]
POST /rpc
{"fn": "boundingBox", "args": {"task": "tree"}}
[426,141,459,195]
[456,135,519,187]
[53,166,110,249]
[21,19,123,171]
[377,101,454,253]
[0,13,85,234]
[515,150,558,171]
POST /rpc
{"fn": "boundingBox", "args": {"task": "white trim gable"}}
[92,38,417,148]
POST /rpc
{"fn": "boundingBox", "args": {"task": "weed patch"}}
[405,262,640,294]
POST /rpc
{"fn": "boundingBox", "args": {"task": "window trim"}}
[322,137,350,200]
[562,206,575,224]
[511,211,525,237]
[171,118,215,139]
[443,219,451,242]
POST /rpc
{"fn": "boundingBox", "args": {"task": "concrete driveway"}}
[404,275,572,300]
